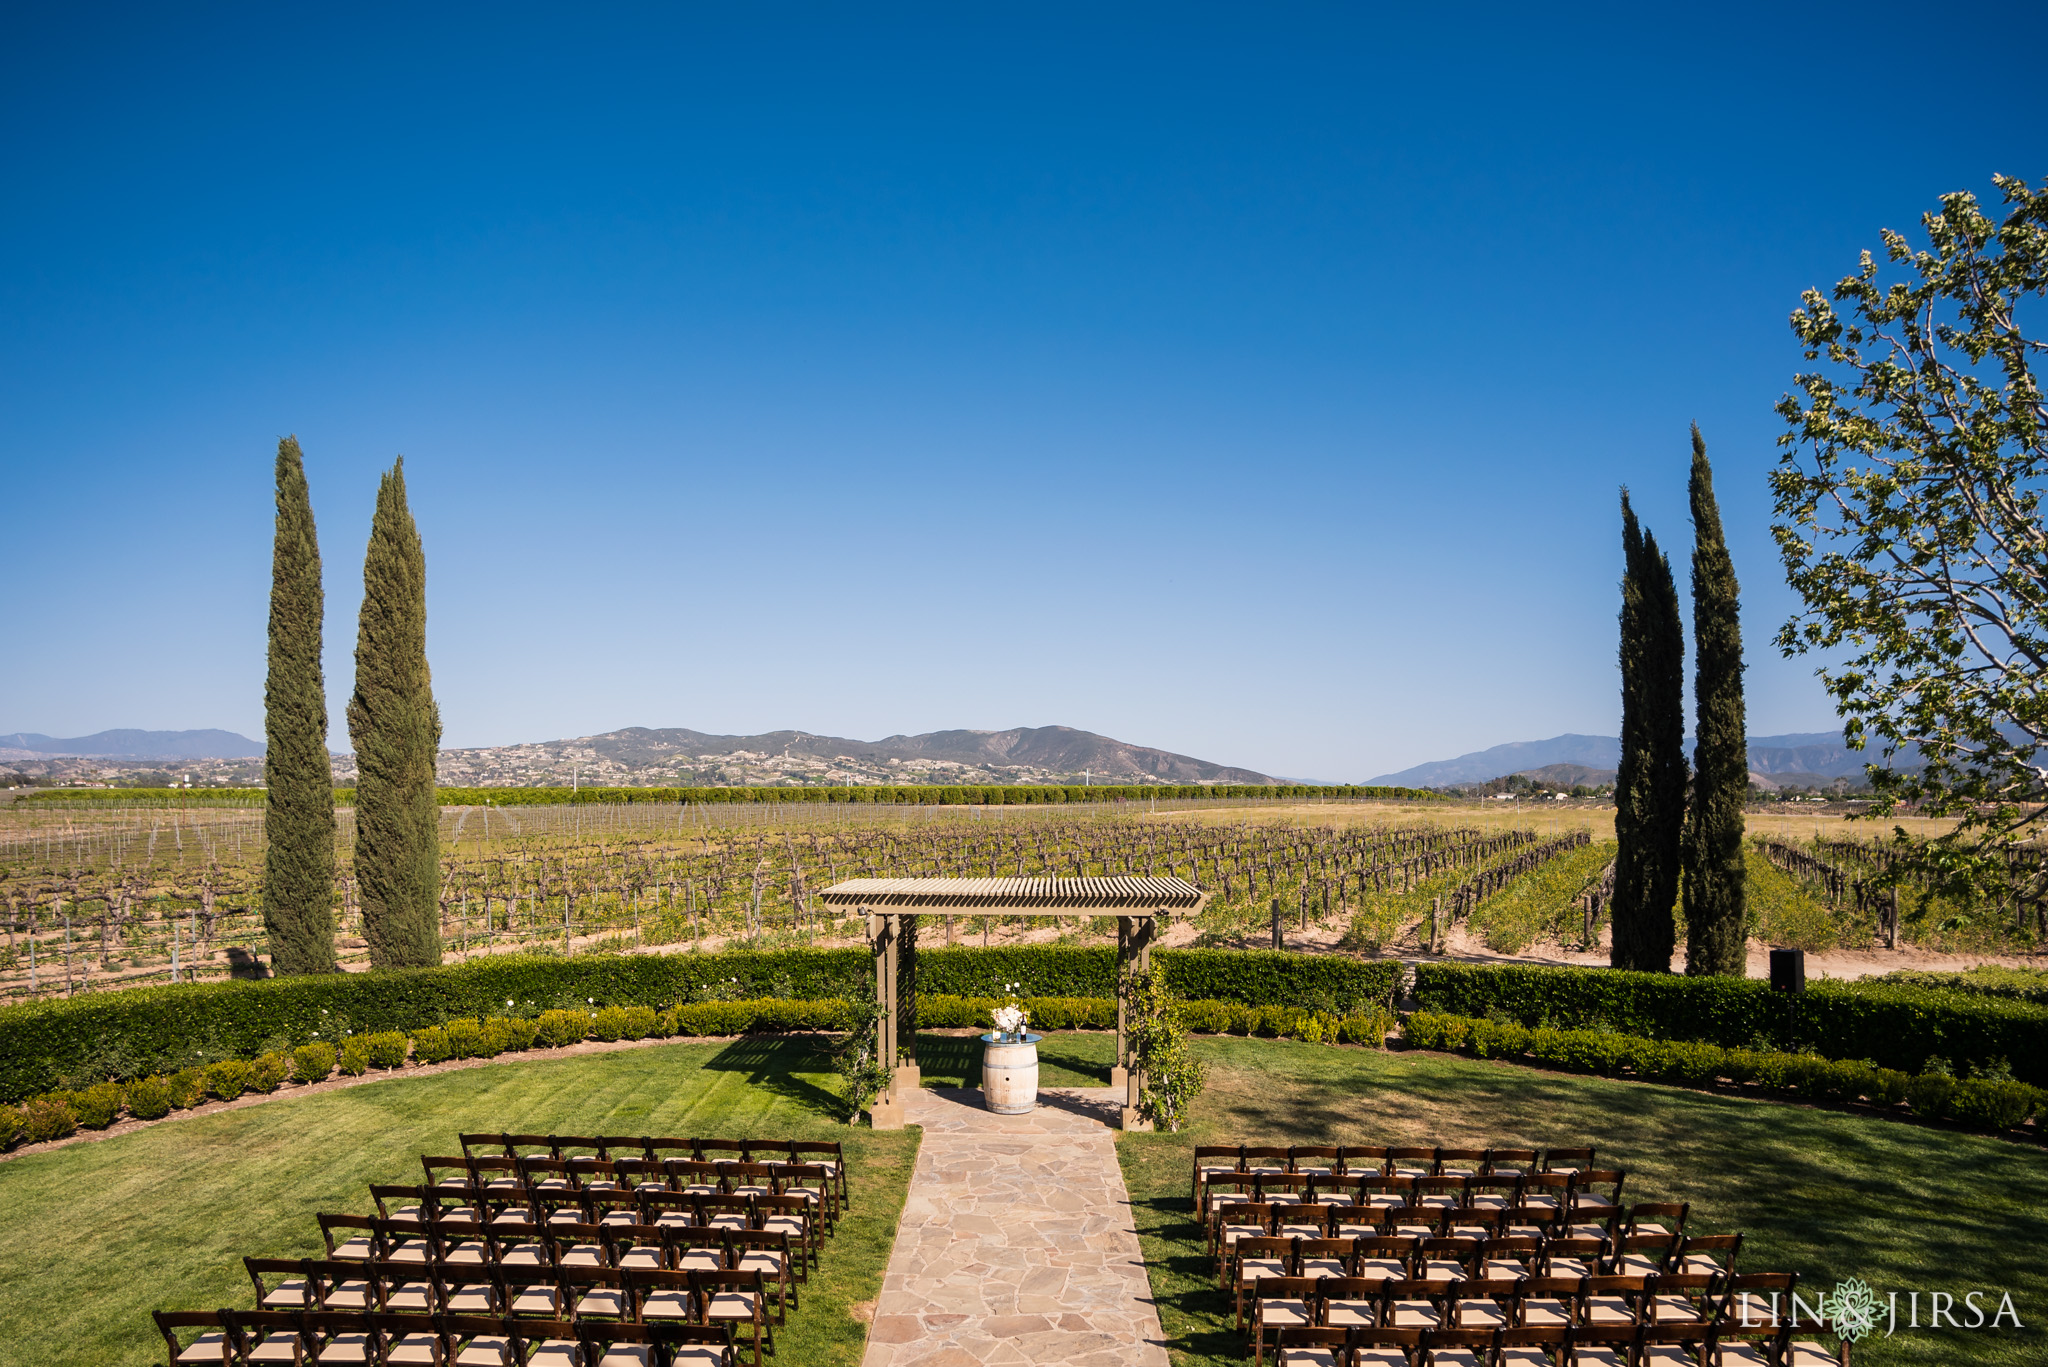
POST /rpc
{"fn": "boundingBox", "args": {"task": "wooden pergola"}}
[816,875,1210,1130]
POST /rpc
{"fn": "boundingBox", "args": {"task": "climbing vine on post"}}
[831,970,890,1124]
[1118,959,1206,1132]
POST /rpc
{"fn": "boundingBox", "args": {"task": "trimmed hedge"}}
[0,945,1399,1102]
[1412,962,2048,1085]
[1404,1010,2045,1137]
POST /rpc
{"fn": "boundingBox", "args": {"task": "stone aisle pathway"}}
[860,1087,1172,1367]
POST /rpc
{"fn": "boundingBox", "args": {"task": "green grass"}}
[1746,847,1844,950]
[1466,841,1614,952]
[1113,1036,2048,1367]
[0,1039,918,1367]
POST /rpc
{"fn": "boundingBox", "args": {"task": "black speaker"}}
[1769,947,1806,993]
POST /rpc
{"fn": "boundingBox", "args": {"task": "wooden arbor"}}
[816,876,1210,1130]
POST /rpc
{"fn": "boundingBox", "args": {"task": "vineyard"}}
[3,796,2038,1005]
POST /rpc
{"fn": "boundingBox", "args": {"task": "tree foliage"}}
[1613,490,1685,971]
[1772,175,2048,905]
[1118,959,1205,1131]
[264,437,338,974]
[1684,428,1749,976]
[348,458,442,968]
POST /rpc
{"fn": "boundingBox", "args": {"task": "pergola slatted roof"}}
[818,874,1206,915]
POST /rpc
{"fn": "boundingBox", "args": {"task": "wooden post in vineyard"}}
[1271,897,1283,950]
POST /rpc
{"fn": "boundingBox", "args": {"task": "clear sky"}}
[3,3,2043,780]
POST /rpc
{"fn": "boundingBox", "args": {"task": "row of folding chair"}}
[316,1217,814,1284]
[1242,1271,1807,1362]
[155,1307,732,1367]
[1270,1320,1843,1367]
[1209,1203,1681,1264]
[1203,1173,1631,1221]
[1221,1231,1742,1295]
[241,1257,785,1353]
[356,1189,825,1255]
[417,1159,842,1227]
[1195,1148,1599,1196]
[456,1135,845,1198]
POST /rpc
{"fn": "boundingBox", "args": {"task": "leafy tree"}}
[1118,959,1205,1131]
[264,437,338,974]
[347,458,442,968]
[1772,176,2048,907]
[1612,490,1685,971]
[1683,427,1749,975]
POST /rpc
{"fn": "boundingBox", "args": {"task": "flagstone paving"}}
[861,1086,1172,1367]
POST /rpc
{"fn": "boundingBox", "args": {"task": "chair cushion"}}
[577,1288,627,1317]
[641,1290,694,1320]
[315,1335,375,1365]
[598,1348,655,1367]
[527,1342,581,1367]
[247,1336,305,1364]
[454,1337,513,1367]
[387,1335,443,1365]
[261,1280,310,1307]
[707,1292,760,1319]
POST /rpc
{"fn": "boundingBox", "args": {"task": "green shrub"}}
[446,1018,491,1057]
[1334,1008,1393,1047]
[291,1041,337,1083]
[205,1059,255,1101]
[619,1005,658,1040]
[1906,1072,1956,1119]
[536,1009,591,1048]
[1412,960,2048,1084]
[0,1105,21,1147]
[486,1016,536,1053]
[21,1093,78,1143]
[249,1052,291,1093]
[338,1036,373,1076]
[411,1027,455,1065]
[364,1032,409,1070]
[73,1082,123,1129]
[1950,1078,2035,1131]
[1868,1069,1911,1107]
[125,1074,178,1120]
[590,1006,631,1042]
[169,1067,208,1109]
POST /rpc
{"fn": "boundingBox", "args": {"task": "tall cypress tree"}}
[1683,425,1749,975]
[264,436,338,974]
[348,457,443,968]
[1612,489,1685,971]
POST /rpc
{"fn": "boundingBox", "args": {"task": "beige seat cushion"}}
[1520,1299,1573,1327]
[315,1334,375,1364]
[512,1287,561,1315]
[706,1292,759,1320]
[325,1280,373,1310]
[736,1253,783,1276]
[1323,1301,1375,1327]
[1431,1351,1484,1367]
[1497,1352,1549,1366]
[619,1248,664,1270]
[386,1335,444,1365]
[672,1348,725,1367]
[1257,1301,1312,1328]
[1455,1300,1509,1327]
[247,1335,305,1364]
[1783,1344,1836,1366]
[526,1341,581,1367]
[454,1337,513,1367]
[1387,1301,1439,1328]
[386,1283,435,1312]
[261,1279,310,1307]
[641,1290,693,1320]
[501,1244,548,1266]
[1583,1297,1634,1325]
[1278,1349,1336,1367]
[330,1237,376,1260]
[678,1250,724,1272]
[598,1347,655,1367]
[448,1285,496,1314]
[559,1245,606,1268]
[1357,1351,1410,1366]
[577,1288,627,1317]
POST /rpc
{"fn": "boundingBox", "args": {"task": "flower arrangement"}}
[991,1004,1029,1038]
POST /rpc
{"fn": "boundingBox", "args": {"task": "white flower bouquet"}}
[991,1004,1029,1038]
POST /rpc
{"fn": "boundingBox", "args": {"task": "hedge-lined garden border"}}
[0,994,1395,1152]
[1412,961,2048,1085]
[1403,1010,2045,1140]
[0,946,1402,1102]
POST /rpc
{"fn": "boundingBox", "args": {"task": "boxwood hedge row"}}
[1411,962,2048,1084]
[0,945,1400,1101]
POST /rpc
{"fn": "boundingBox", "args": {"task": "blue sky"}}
[3,3,2043,780]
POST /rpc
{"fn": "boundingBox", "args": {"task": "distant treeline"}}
[16,782,1441,808]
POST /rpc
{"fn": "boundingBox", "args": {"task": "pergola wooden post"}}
[821,876,1208,1131]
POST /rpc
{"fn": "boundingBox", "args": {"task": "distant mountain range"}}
[421,724,1278,788]
[0,729,265,760]
[1368,730,1888,788]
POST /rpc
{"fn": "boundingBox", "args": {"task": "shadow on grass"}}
[701,1036,846,1117]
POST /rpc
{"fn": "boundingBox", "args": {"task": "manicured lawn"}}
[1110,1037,2047,1367]
[0,1038,917,1367]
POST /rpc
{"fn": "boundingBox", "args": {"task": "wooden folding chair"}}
[785,1141,848,1207]
[1342,1147,1392,1179]
[1243,1145,1293,1178]
[1446,1278,1520,1331]
[1514,1277,1583,1331]
[1349,1324,1425,1365]
[423,1156,479,1198]
[1420,1324,1498,1367]
[1377,1277,1457,1330]
[293,1309,378,1365]
[664,1161,724,1198]
[1277,1204,1337,1240]
[1642,1273,1720,1330]
[245,1258,316,1311]
[318,1213,382,1262]
[688,1269,772,1367]
[1298,1237,1357,1282]
[725,1231,798,1318]
[1292,1146,1344,1178]
[1570,1171,1626,1216]
[1214,1202,1277,1262]
[430,1311,523,1367]
[1358,1176,1414,1212]
[693,1139,750,1164]
[755,1196,821,1273]
[1349,1237,1416,1287]
[1387,1148,1437,1180]
[1496,1324,1570,1366]
[584,1320,733,1367]
[1539,1237,1607,1282]
[1540,1148,1594,1176]
[370,1309,446,1366]
[1232,1237,1299,1321]
[1565,1322,1639,1366]
[1317,1277,1384,1330]
[153,1309,240,1366]
[1434,1148,1487,1180]
[1477,1235,1542,1282]
[1578,1275,1647,1330]
[1272,1325,1352,1367]
[1252,1277,1322,1366]
[1717,1273,1798,1332]
[559,1266,632,1322]
[1418,1237,1478,1284]
[1193,1144,1245,1203]
[1610,1233,1677,1278]
[1674,1234,1741,1282]
[626,1266,703,1323]
[303,1259,377,1313]
[1414,1177,1470,1211]
[1484,1149,1537,1178]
